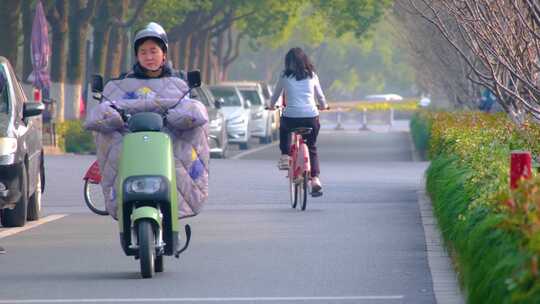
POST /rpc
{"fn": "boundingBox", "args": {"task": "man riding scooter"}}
[85,22,209,220]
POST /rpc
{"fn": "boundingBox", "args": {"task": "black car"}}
[191,85,228,158]
[0,56,45,227]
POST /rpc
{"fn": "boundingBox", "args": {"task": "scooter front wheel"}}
[138,220,155,278]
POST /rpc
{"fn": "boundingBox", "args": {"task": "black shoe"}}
[311,190,323,197]
[0,246,6,254]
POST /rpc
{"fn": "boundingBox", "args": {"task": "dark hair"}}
[134,37,167,55]
[283,47,315,81]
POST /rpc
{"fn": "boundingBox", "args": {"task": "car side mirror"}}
[215,97,224,109]
[187,70,201,88]
[92,74,104,101]
[244,100,252,109]
[23,102,45,118]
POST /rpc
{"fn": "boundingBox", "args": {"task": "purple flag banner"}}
[29,1,50,90]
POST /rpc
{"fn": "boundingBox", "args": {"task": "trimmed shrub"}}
[410,111,431,159]
[424,111,540,303]
[55,120,95,154]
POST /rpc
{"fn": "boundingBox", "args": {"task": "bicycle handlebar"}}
[265,105,330,111]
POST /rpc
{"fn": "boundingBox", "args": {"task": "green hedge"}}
[418,112,540,303]
[410,112,431,159]
[55,120,95,154]
[427,156,525,303]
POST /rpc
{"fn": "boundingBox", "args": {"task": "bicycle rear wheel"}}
[299,172,308,211]
[83,179,108,216]
[289,167,297,208]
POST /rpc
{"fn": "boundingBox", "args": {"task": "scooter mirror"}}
[187,70,201,88]
[92,74,104,93]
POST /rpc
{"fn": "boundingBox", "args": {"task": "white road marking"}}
[231,142,278,160]
[0,295,404,303]
[0,214,67,239]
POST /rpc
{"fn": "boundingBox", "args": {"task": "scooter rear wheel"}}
[138,220,155,278]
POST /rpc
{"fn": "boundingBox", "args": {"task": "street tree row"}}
[394,0,540,121]
[0,0,390,121]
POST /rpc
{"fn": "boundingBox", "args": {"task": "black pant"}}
[280,116,320,177]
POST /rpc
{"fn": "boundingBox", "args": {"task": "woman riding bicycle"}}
[84,22,209,219]
[268,47,329,195]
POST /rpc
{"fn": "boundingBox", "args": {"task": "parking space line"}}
[0,295,404,303]
[0,214,67,239]
[231,142,278,160]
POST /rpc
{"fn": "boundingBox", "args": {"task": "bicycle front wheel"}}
[83,179,109,216]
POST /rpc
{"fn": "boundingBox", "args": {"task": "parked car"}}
[190,85,228,158]
[221,81,275,144]
[208,85,251,150]
[260,82,281,141]
[0,56,45,227]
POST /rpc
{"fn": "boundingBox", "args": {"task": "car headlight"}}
[228,116,245,125]
[251,111,263,119]
[125,177,163,194]
[0,138,17,156]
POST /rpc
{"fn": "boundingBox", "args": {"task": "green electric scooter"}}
[91,71,201,278]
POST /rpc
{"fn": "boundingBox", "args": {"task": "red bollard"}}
[510,151,532,189]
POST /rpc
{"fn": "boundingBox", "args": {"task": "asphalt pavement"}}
[0,116,436,304]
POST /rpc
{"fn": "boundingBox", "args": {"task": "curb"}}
[410,133,465,304]
[417,187,465,304]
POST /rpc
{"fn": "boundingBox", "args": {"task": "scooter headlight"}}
[125,177,163,194]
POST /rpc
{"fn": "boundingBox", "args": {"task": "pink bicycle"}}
[287,127,320,210]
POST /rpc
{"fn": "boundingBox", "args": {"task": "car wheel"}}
[27,169,42,221]
[2,163,28,227]
[219,144,228,159]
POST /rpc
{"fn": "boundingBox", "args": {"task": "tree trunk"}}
[0,1,22,69]
[47,0,69,122]
[190,36,200,70]
[184,34,193,71]
[198,30,210,83]
[22,0,34,83]
[170,40,179,70]
[105,0,129,79]
[105,27,124,79]
[91,1,111,76]
[66,0,96,120]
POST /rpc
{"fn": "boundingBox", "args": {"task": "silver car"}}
[208,85,251,150]
[230,82,275,144]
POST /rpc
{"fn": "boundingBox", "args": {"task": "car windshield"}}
[0,65,9,135]
[209,87,242,107]
[193,88,210,107]
[0,66,8,114]
[239,90,262,105]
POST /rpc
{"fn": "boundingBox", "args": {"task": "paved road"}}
[0,118,433,304]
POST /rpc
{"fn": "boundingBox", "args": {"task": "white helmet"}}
[133,22,168,54]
